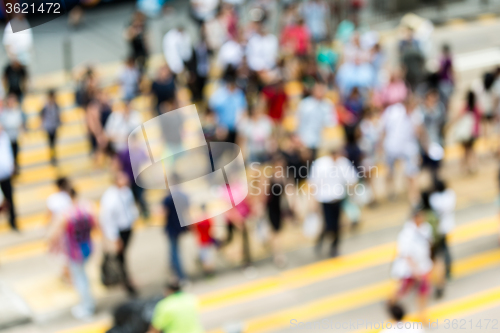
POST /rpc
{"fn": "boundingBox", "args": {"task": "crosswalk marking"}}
[52,246,500,333]
[205,248,500,333]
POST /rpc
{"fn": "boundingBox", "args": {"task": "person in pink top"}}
[280,17,311,57]
[377,70,408,108]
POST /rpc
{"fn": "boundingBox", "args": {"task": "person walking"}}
[0,125,17,231]
[309,146,358,257]
[429,180,456,297]
[162,192,189,281]
[48,188,97,319]
[40,89,61,165]
[380,96,423,205]
[390,207,433,323]
[100,172,139,296]
[296,80,337,164]
[0,93,24,173]
[148,280,204,333]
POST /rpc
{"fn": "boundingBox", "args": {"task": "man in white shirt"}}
[105,101,142,153]
[218,38,244,71]
[380,96,423,204]
[429,179,456,297]
[246,23,279,72]
[100,172,139,296]
[3,14,33,65]
[297,81,337,162]
[390,207,433,323]
[0,126,17,231]
[309,147,358,257]
[162,26,193,75]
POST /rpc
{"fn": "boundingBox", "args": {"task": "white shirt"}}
[3,20,33,64]
[105,111,142,152]
[163,29,193,74]
[100,186,138,241]
[46,191,72,217]
[0,131,14,180]
[309,156,358,203]
[430,189,456,235]
[218,40,244,69]
[246,33,279,71]
[297,97,336,149]
[381,103,422,156]
[392,220,433,279]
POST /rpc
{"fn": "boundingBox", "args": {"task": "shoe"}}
[435,288,444,299]
[71,305,94,320]
[329,247,339,258]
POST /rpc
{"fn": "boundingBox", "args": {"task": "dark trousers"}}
[225,221,251,266]
[168,234,185,280]
[131,183,149,218]
[117,229,134,293]
[47,130,57,163]
[0,177,17,230]
[11,141,18,170]
[317,200,343,255]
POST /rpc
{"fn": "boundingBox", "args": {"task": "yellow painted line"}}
[57,319,111,333]
[54,247,500,333]
[206,247,500,333]
[19,140,90,166]
[198,216,498,312]
[359,285,500,333]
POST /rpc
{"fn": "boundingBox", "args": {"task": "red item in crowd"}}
[280,24,311,57]
[262,85,288,121]
[195,219,213,246]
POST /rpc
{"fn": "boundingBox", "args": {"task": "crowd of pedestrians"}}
[1,0,500,331]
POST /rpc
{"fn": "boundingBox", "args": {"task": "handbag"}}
[454,112,475,142]
[101,254,124,287]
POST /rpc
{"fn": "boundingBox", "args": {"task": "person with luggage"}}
[148,280,204,333]
[100,172,139,297]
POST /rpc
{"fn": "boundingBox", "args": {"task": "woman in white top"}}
[390,207,433,324]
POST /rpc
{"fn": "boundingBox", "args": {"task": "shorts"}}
[386,151,419,177]
[398,274,431,297]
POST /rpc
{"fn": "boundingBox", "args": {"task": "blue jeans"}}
[168,235,185,280]
[69,261,95,313]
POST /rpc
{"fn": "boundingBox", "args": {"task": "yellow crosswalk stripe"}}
[206,247,500,333]
[54,247,500,333]
[198,216,498,312]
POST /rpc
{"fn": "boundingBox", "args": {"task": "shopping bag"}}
[454,113,475,142]
[101,254,124,287]
[303,213,321,239]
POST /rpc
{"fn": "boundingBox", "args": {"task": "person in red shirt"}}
[280,18,311,57]
[261,78,289,123]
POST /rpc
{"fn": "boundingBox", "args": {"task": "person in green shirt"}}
[148,281,204,333]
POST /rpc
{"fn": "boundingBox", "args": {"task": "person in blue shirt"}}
[208,66,247,143]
